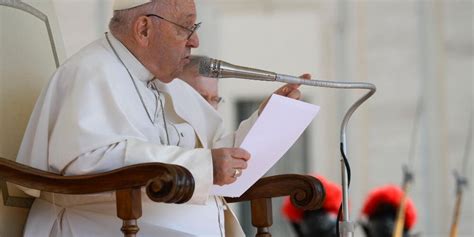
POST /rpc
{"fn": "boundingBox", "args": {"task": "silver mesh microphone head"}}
[195,56,276,80]
[195,56,220,78]
[196,56,211,77]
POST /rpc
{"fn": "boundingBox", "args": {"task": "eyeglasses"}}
[146,14,201,40]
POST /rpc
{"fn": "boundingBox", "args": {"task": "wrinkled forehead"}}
[162,0,196,20]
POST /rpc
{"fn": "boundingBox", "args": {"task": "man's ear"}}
[134,16,152,46]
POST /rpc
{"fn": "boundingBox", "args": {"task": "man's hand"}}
[211,148,251,186]
[258,73,311,115]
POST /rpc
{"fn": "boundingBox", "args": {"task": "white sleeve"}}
[62,142,126,175]
[63,139,213,204]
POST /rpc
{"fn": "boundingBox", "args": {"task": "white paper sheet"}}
[211,94,320,197]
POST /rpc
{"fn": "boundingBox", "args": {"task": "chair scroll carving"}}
[225,174,325,237]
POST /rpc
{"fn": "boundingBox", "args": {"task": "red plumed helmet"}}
[281,175,342,222]
[361,185,417,230]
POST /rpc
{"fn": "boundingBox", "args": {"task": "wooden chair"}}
[1,157,324,237]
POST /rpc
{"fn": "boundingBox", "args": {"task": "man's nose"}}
[187,33,199,48]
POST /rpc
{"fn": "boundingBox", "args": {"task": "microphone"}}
[197,56,277,81]
[195,56,376,91]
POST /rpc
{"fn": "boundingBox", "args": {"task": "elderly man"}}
[17,0,308,236]
[180,56,221,109]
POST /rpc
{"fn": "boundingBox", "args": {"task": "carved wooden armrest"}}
[0,157,195,237]
[225,174,325,237]
[0,157,194,202]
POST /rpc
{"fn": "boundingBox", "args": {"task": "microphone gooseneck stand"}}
[201,58,376,237]
[275,75,376,237]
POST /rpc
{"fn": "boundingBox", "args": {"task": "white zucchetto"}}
[113,0,152,10]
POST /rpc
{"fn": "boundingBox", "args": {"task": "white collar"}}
[107,32,154,82]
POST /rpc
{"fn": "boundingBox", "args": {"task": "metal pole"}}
[340,134,353,237]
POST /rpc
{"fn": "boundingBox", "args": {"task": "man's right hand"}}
[211,148,251,186]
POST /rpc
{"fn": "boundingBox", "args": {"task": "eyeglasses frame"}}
[146,14,201,40]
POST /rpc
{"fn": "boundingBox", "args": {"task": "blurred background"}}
[1,0,472,236]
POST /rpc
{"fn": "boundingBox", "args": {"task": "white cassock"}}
[16,33,257,237]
